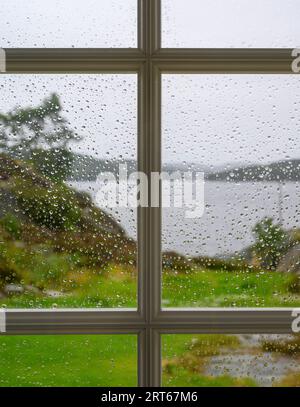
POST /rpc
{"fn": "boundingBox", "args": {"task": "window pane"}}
[0,0,137,48]
[162,0,300,48]
[163,334,300,387]
[0,335,137,386]
[162,74,300,308]
[0,74,137,308]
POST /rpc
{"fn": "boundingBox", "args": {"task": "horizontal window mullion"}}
[152,48,296,73]
[3,309,298,334]
[1,48,296,73]
[4,309,144,335]
[2,48,145,73]
[154,309,297,333]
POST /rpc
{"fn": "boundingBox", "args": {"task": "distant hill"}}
[69,154,137,181]
[7,148,300,183]
[10,147,300,182]
[207,159,300,182]
[69,154,210,181]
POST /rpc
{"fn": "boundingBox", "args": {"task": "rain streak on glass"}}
[0,74,137,308]
[163,334,300,387]
[162,75,300,308]
[0,335,137,386]
[162,0,300,48]
[0,0,137,47]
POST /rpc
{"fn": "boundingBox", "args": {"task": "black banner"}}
[0,387,298,405]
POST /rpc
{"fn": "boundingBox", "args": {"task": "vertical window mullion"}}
[137,0,162,387]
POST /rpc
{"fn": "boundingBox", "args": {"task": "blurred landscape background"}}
[1,82,300,386]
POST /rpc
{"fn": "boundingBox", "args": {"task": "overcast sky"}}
[0,1,299,167]
[163,0,300,48]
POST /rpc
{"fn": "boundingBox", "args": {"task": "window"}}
[0,74,137,309]
[0,0,299,387]
[162,74,300,308]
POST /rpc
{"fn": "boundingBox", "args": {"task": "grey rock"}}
[4,284,24,294]
[44,290,65,298]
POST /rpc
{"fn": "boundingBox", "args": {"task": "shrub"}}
[162,251,193,274]
[0,243,22,287]
[286,273,300,294]
[193,255,251,272]
[262,335,300,355]
[252,218,290,270]
[0,213,22,240]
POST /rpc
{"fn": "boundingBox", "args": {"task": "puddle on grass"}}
[204,335,300,387]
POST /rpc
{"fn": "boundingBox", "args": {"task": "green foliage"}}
[13,178,81,230]
[0,93,81,181]
[262,335,300,355]
[286,273,300,294]
[28,253,72,288]
[193,255,253,272]
[0,242,22,286]
[252,217,290,270]
[162,251,193,274]
[29,148,74,182]
[0,213,22,240]
[0,93,79,151]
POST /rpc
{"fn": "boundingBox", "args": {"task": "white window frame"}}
[1,0,297,387]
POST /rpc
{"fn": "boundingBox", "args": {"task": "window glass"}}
[162,74,300,308]
[0,0,137,48]
[162,0,300,48]
[0,335,137,386]
[163,334,300,387]
[0,74,137,308]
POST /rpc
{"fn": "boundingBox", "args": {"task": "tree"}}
[252,217,290,270]
[0,93,81,181]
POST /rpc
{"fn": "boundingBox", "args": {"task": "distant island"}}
[207,159,300,182]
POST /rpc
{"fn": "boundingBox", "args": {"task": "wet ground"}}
[204,335,300,387]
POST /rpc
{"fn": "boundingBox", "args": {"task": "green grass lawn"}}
[0,335,137,387]
[163,269,300,307]
[1,268,300,386]
[1,267,299,309]
[0,333,259,387]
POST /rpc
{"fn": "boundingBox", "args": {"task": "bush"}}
[162,251,193,274]
[0,243,22,287]
[252,218,290,270]
[193,255,251,272]
[0,213,22,240]
[262,335,300,355]
[286,273,300,294]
